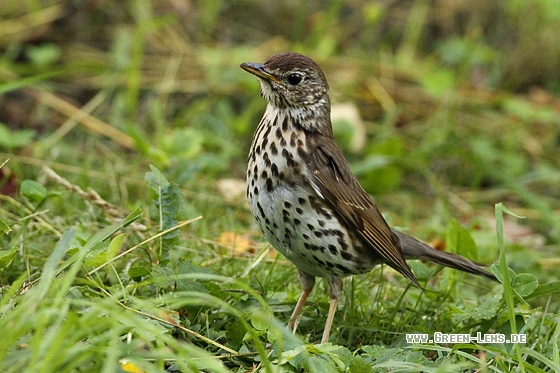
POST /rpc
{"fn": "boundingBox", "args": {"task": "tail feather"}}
[394,230,497,282]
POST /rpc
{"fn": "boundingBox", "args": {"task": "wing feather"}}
[306,136,419,286]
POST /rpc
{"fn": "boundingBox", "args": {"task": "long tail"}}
[394,230,497,281]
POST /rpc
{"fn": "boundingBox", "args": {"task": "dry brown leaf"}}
[217,231,256,254]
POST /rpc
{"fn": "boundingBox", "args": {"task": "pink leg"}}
[321,277,343,343]
[321,297,339,343]
[287,271,315,334]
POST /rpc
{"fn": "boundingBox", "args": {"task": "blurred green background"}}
[3,0,559,255]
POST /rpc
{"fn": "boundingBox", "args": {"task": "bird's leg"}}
[288,270,316,334]
[322,277,343,343]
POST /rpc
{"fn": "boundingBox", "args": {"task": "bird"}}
[239,52,496,343]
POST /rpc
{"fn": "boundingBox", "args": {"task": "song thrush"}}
[240,52,496,343]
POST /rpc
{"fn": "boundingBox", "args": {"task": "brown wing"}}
[306,136,419,287]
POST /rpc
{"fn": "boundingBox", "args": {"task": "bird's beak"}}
[240,62,280,84]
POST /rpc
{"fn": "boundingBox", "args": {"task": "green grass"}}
[1,1,560,372]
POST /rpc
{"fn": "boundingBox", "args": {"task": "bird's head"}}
[240,52,330,115]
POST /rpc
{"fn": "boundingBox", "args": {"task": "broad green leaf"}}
[0,247,17,268]
[0,218,11,234]
[512,273,539,297]
[84,233,126,267]
[20,179,47,203]
[449,295,501,323]
[128,265,151,278]
[107,233,126,261]
[84,241,109,267]
[145,165,182,248]
[446,218,477,260]
[145,164,170,194]
[491,262,516,284]
[349,356,375,373]
[251,308,273,331]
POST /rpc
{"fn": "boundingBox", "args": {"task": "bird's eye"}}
[287,73,303,85]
